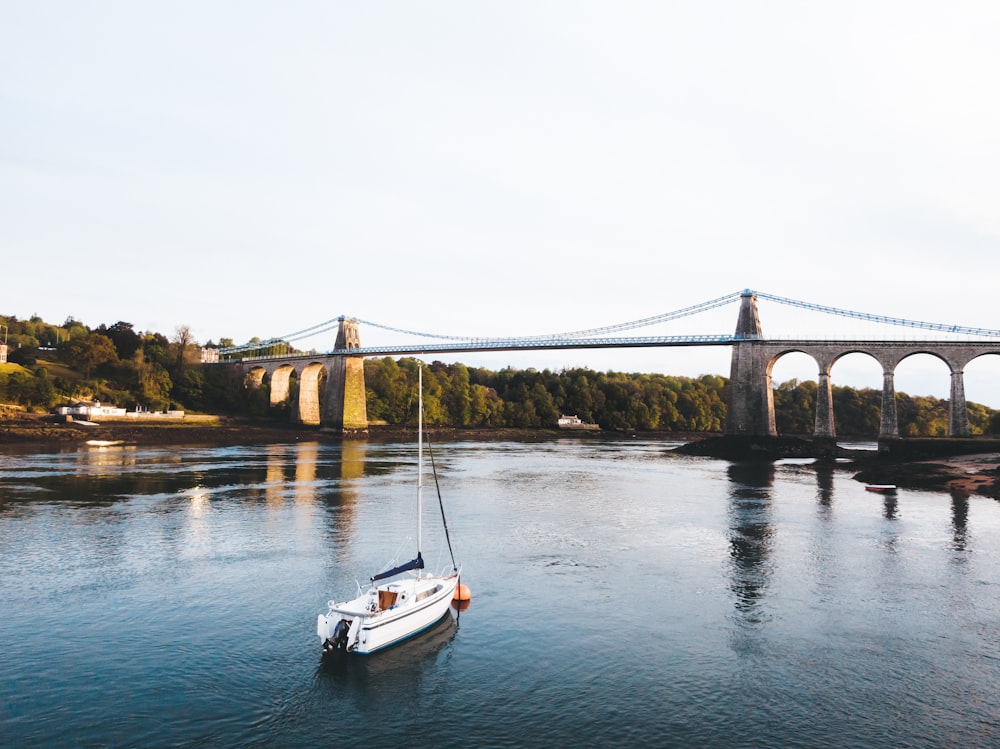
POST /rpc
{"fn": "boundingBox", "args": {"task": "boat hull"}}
[318,573,459,655]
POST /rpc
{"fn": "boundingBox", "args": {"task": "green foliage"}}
[772,379,999,438]
[773,379,816,434]
[0,313,190,412]
[361,363,1000,437]
[0,367,57,410]
[96,321,142,359]
[362,361,732,431]
[59,334,119,377]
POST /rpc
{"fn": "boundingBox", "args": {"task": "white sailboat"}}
[317,366,461,655]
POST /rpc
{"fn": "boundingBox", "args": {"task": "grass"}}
[30,359,82,381]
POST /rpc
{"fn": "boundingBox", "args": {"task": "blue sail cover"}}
[371,553,424,582]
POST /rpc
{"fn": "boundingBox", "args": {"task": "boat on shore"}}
[317,366,461,655]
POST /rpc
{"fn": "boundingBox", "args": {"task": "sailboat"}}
[317,366,461,655]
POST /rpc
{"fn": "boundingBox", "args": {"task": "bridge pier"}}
[725,291,777,437]
[950,369,969,437]
[814,368,835,438]
[320,318,368,433]
[879,370,899,438]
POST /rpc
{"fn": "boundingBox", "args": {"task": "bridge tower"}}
[725,290,777,437]
[321,317,368,432]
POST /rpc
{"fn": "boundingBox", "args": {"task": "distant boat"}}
[85,439,123,447]
[865,484,897,493]
[317,366,461,655]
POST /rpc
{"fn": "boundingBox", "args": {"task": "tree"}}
[173,369,205,409]
[132,350,173,409]
[98,321,142,359]
[141,333,171,368]
[62,317,89,339]
[59,334,119,377]
[173,325,194,372]
[444,363,473,425]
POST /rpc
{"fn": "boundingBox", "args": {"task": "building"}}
[55,401,128,419]
[557,414,599,430]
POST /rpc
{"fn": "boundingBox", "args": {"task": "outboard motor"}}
[333,619,351,650]
[323,618,351,653]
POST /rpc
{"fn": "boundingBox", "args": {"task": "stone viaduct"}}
[234,318,369,432]
[224,296,1000,437]
[726,292,1000,439]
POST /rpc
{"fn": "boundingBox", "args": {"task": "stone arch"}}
[893,351,963,437]
[767,348,821,386]
[827,350,885,439]
[297,362,328,426]
[892,349,954,373]
[963,353,1000,434]
[245,367,267,389]
[270,365,296,407]
[765,349,820,436]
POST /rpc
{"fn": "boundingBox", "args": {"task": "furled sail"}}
[371,552,424,582]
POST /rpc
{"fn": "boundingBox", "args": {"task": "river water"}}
[2,438,999,748]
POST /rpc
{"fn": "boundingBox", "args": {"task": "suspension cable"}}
[754,291,1000,338]
[350,291,743,342]
[220,288,1000,356]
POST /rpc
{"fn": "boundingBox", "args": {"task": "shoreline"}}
[0,413,710,447]
[4,414,1000,498]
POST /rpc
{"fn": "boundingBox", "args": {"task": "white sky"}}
[3,2,1000,404]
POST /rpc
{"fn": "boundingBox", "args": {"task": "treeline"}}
[3,313,999,437]
[772,378,999,437]
[365,358,728,431]
[366,358,1000,437]
[0,314,243,413]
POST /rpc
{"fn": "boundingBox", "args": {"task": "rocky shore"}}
[676,434,1000,499]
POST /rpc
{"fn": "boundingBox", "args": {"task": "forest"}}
[2,313,999,437]
[365,357,1000,437]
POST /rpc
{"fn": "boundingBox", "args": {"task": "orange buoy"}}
[453,583,472,602]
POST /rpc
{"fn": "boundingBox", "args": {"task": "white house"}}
[557,414,598,429]
[55,401,128,418]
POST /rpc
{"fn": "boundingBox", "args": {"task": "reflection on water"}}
[726,462,775,622]
[317,613,457,692]
[340,440,368,483]
[882,493,898,521]
[815,462,835,508]
[80,443,138,472]
[3,439,1000,748]
[951,492,969,555]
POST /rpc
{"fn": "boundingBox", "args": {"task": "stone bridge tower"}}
[725,290,776,436]
[320,317,368,432]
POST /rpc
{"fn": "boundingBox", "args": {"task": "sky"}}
[3,2,1000,404]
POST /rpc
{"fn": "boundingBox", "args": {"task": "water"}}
[2,438,1000,748]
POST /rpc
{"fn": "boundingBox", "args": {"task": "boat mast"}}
[417,364,423,577]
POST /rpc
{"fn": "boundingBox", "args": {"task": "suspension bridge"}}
[214,290,1000,438]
